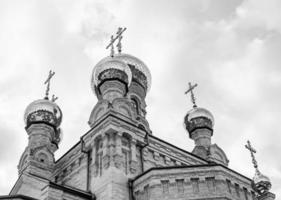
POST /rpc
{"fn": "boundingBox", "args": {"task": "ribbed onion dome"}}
[24,99,63,144]
[91,53,151,93]
[184,107,214,137]
[253,170,272,194]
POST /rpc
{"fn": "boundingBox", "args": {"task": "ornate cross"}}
[245,140,259,171]
[44,70,55,100]
[185,82,198,108]
[106,27,127,57]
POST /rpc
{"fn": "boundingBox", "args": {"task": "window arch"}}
[131,97,140,115]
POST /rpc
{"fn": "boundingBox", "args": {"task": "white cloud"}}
[0,0,280,197]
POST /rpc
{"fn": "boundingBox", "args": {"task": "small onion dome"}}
[24,99,63,129]
[253,170,272,194]
[91,57,132,94]
[184,107,214,137]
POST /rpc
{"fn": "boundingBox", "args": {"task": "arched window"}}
[131,97,140,115]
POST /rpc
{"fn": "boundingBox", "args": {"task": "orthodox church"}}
[0,28,275,200]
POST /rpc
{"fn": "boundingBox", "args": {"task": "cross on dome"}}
[44,70,55,100]
[245,140,259,171]
[106,27,127,57]
[185,82,198,108]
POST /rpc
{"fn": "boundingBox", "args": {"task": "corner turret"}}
[18,71,62,179]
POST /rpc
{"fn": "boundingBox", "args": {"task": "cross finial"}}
[44,70,55,100]
[184,82,198,108]
[106,27,127,57]
[245,140,260,173]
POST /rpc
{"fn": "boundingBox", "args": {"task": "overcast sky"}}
[0,0,280,197]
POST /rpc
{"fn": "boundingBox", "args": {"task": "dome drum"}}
[99,80,127,101]
[129,81,146,99]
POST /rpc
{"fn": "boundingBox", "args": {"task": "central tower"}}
[85,28,152,200]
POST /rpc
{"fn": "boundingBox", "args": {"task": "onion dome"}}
[91,57,132,95]
[24,99,63,144]
[184,107,214,137]
[92,54,151,93]
[253,170,272,195]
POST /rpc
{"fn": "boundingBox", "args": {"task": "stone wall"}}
[133,165,256,200]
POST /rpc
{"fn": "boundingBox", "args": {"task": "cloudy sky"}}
[0,0,280,197]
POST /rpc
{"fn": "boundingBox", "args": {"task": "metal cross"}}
[106,27,127,57]
[44,70,55,100]
[107,35,115,57]
[185,82,198,108]
[245,140,259,170]
[116,27,126,53]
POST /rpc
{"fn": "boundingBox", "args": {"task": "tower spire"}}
[44,70,55,100]
[184,82,198,108]
[106,27,127,57]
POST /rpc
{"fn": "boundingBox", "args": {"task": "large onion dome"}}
[184,107,214,137]
[24,99,63,144]
[91,57,132,94]
[91,54,151,93]
[253,170,272,195]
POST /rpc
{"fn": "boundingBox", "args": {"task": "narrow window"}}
[98,152,103,176]
[243,187,249,200]
[176,179,184,193]
[144,185,149,200]
[251,191,256,200]
[226,179,232,193]
[131,98,140,115]
[122,150,130,174]
[161,180,169,194]
[206,177,215,192]
[78,156,83,166]
[191,178,199,193]
[235,183,240,197]
[54,176,58,183]
[134,191,140,200]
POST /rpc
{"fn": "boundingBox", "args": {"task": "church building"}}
[0,28,275,200]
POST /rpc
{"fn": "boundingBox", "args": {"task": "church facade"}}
[0,29,275,200]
